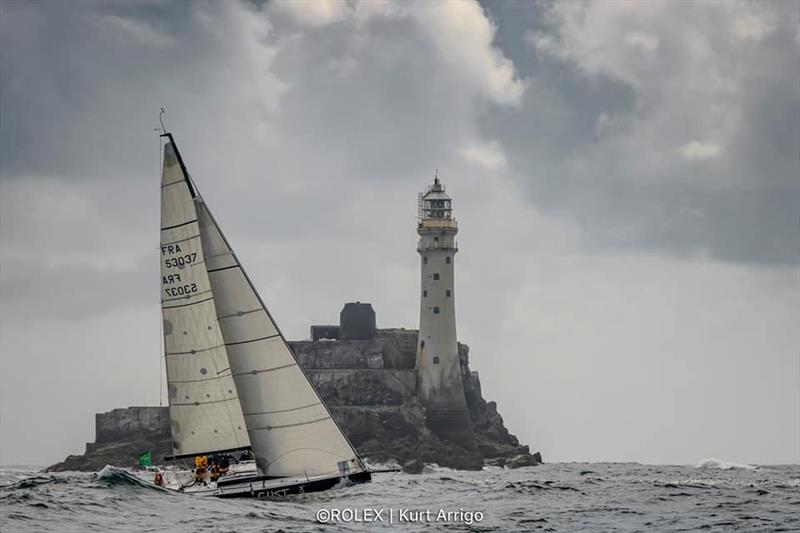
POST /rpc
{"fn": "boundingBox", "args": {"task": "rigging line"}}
[158,131,164,411]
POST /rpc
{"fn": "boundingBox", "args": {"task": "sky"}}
[0,0,798,467]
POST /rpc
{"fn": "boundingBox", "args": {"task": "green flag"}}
[138,451,152,467]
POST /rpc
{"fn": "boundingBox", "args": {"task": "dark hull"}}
[215,470,372,499]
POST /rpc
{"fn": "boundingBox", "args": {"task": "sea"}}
[1,460,798,532]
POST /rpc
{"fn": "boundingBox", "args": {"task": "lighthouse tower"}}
[416,175,476,447]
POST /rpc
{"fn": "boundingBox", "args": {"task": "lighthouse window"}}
[446,256,451,264]
[423,290,427,297]
[433,273,440,280]
[423,257,427,264]
[446,290,451,298]
[433,306,440,314]
[433,356,440,364]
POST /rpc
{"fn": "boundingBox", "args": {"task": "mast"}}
[160,132,196,198]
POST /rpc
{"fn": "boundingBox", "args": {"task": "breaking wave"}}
[94,465,167,491]
[694,458,757,470]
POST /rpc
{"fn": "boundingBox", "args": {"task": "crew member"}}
[218,454,231,477]
[209,462,220,482]
[153,471,164,487]
[194,455,208,483]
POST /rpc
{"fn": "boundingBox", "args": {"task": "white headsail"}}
[160,141,250,457]
[196,200,365,478]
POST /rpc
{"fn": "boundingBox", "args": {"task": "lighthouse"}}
[416,175,476,447]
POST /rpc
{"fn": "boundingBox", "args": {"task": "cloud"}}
[460,141,507,172]
[624,31,659,54]
[679,140,722,160]
[404,1,524,106]
[495,0,800,263]
[732,14,776,42]
[102,14,176,47]
[270,0,350,28]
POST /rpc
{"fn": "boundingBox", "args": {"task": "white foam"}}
[694,458,757,470]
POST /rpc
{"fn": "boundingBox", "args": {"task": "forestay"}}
[160,141,250,457]
[196,200,365,478]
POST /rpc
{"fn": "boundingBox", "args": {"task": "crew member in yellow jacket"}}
[194,455,208,483]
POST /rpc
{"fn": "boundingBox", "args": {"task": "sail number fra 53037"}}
[162,244,197,269]
[164,283,198,297]
[164,252,197,268]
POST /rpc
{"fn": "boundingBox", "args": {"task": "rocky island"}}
[48,305,540,473]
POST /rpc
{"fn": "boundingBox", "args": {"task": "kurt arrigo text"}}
[315,507,484,525]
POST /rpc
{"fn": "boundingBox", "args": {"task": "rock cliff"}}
[47,329,539,472]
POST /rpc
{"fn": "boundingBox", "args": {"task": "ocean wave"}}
[423,463,460,474]
[1,463,797,532]
[694,458,757,471]
[94,465,168,491]
[0,475,70,491]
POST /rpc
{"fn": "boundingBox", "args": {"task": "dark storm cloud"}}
[480,0,800,264]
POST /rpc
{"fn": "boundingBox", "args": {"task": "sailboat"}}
[155,127,371,498]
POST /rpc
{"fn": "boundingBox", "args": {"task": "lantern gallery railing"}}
[417,241,458,252]
[417,218,457,229]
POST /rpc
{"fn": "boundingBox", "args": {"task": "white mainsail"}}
[160,141,250,457]
[196,200,365,478]
[160,134,364,479]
